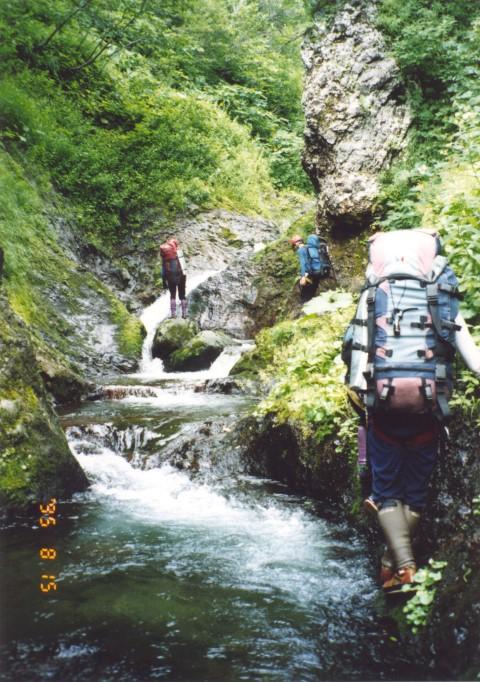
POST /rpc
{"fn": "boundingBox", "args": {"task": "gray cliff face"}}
[302,1,411,233]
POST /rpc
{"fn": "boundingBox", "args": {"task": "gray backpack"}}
[342,230,460,420]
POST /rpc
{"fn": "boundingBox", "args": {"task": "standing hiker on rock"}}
[342,229,480,593]
[159,238,188,318]
[290,233,331,302]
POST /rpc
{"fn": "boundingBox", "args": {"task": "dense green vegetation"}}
[0,0,312,252]
[374,3,480,322]
[237,292,356,447]
[0,150,144,366]
[0,0,313,377]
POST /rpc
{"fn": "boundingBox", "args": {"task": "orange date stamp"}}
[38,497,58,593]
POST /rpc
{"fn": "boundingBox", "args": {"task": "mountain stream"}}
[0,275,430,681]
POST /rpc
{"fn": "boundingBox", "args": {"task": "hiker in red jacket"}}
[159,238,187,318]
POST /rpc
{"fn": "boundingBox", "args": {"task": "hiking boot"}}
[362,496,378,515]
[170,299,177,318]
[382,565,417,594]
[181,299,188,319]
[379,564,395,584]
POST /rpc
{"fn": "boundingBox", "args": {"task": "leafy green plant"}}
[254,299,355,444]
[402,559,448,634]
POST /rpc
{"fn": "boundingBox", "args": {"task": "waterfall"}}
[138,270,219,376]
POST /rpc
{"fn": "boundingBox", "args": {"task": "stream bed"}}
[0,286,433,681]
[0,380,431,681]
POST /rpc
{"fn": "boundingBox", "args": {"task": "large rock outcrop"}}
[0,293,88,511]
[302,1,411,234]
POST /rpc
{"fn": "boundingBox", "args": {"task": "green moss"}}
[108,296,146,359]
[0,150,146,372]
[251,296,357,446]
[166,330,229,372]
[220,226,243,248]
[0,294,88,509]
[170,338,208,365]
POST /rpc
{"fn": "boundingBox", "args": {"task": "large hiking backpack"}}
[160,239,183,281]
[305,235,331,277]
[342,229,460,420]
[159,239,178,261]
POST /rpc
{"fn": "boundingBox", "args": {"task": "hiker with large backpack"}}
[342,229,480,593]
[159,238,188,318]
[289,233,332,302]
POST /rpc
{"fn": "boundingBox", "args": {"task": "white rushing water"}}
[138,269,219,375]
[69,439,367,607]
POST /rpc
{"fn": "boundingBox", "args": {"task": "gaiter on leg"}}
[378,500,415,570]
[381,504,421,570]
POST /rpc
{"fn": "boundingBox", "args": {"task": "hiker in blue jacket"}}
[290,234,330,302]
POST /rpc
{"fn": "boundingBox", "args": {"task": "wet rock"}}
[113,209,280,311]
[237,413,354,509]
[188,253,258,338]
[36,350,93,405]
[152,319,199,359]
[302,1,411,233]
[0,293,88,511]
[165,330,234,372]
[195,378,244,395]
[143,418,249,477]
[408,411,480,677]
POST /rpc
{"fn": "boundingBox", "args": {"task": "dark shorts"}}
[299,274,321,302]
[367,418,439,510]
[167,274,186,300]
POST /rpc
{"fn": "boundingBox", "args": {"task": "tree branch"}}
[67,0,150,72]
[37,0,92,51]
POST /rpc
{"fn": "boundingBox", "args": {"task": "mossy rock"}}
[0,293,88,511]
[229,347,268,379]
[152,319,198,359]
[165,330,233,372]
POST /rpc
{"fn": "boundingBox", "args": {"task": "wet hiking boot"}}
[379,548,395,584]
[181,300,188,319]
[170,300,177,318]
[382,565,417,594]
[362,496,378,516]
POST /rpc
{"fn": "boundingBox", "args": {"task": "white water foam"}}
[137,340,255,382]
[72,444,325,563]
[69,442,370,606]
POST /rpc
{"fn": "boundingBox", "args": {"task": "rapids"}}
[0,277,430,681]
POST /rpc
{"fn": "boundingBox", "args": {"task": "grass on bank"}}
[0,150,144,363]
[0,0,313,254]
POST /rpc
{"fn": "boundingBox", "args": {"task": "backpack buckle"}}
[426,284,438,303]
[379,381,394,401]
[421,379,433,401]
[363,362,374,379]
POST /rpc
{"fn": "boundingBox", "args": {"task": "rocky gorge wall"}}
[0,291,88,511]
[302,0,411,235]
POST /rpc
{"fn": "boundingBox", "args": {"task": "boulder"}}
[164,330,233,372]
[188,253,258,338]
[0,293,88,511]
[302,1,411,233]
[152,319,198,359]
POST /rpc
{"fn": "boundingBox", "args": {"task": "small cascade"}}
[100,385,160,399]
[67,422,161,459]
[139,270,219,375]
